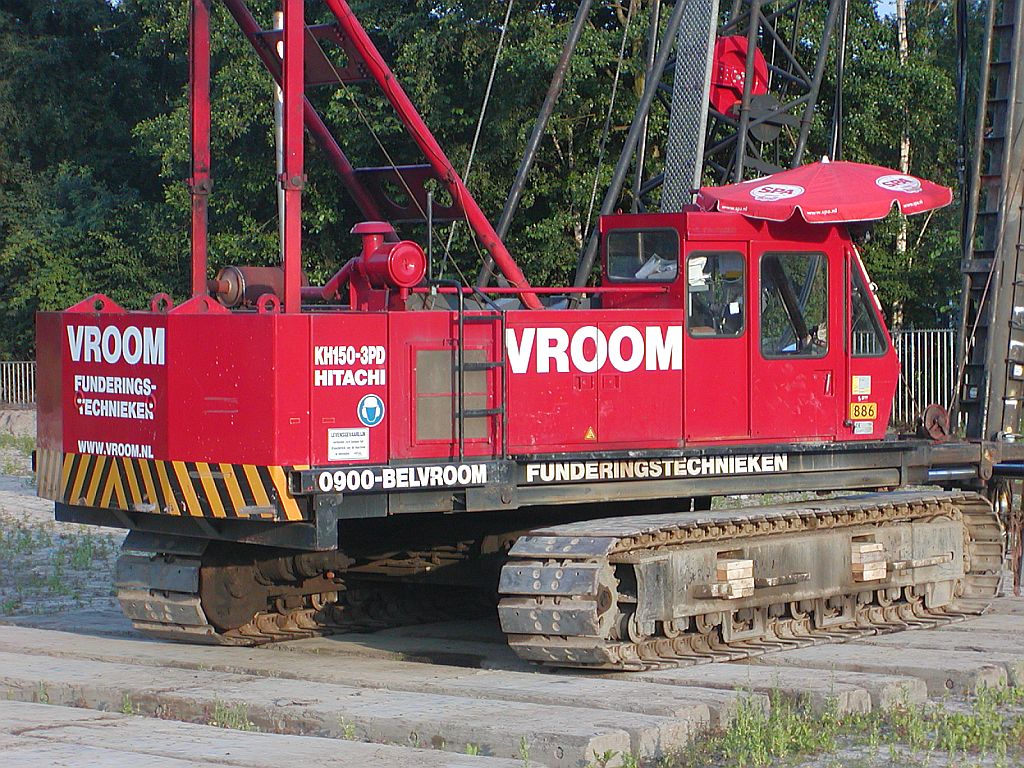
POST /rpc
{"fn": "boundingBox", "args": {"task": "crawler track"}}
[114,554,491,647]
[112,491,1003,667]
[497,491,1003,669]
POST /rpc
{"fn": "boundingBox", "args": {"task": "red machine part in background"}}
[209,223,427,312]
[709,36,769,116]
[312,222,427,311]
[347,222,427,290]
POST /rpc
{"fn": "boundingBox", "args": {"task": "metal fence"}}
[0,361,36,406]
[889,328,957,426]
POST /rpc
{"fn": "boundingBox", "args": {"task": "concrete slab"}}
[0,740,210,768]
[0,609,135,639]
[625,663,872,714]
[858,630,1024,684]
[2,609,525,669]
[939,613,1024,633]
[751,644,1006,695]
[593,681,768,729]
[440,673,711,727]
[0,650,685,767]
[0,625,711,724]
[273,632,529,670]
[0,701,122,728]
[958,597,1024,616]
[374,618,511,645]
[0,701,541,767]
[795,668,927,710]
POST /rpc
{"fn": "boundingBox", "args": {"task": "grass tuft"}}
[0,508,120,615]
[120,693,140,716]
[0,434,35,456]
[207,700,257,731]
[337,716,358,740]
[519,735,531,768]
[667,685,1024,768]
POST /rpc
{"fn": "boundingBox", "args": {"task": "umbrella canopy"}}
[696,159,953,223]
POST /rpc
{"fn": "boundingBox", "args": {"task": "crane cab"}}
[593,210,900,446]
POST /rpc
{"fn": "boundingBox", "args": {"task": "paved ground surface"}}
[0,473,122,617]
[1,598,1023,767]
[1,410,1023,767]
[0,407,34,477]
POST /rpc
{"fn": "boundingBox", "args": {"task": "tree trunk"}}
[893,0,911,326]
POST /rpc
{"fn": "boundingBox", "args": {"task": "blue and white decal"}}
[357,393,385,427]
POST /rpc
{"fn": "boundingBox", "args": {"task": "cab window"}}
[687,252,745,337]
[760,252,828,358]
[851,263,887,356]
[606,229,679,282]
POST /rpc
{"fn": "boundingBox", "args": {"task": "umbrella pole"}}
[791,0,841,168]
[828,0,848,161]
[733,0,762,181]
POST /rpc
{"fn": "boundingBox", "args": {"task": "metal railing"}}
[0,361,36,406]
[888,328,957,427]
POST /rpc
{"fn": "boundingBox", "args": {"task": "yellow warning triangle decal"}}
[583,426,597,441]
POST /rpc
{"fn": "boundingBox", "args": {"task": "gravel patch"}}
[0,440,122,617]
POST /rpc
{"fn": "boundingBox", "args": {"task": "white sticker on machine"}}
[853,421,874,435]
[328,428,370,461]
[851,375,872,396]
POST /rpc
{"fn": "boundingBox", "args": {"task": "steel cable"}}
[583,0,639,236]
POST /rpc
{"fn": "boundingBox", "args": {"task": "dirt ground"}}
[0,409,121,617]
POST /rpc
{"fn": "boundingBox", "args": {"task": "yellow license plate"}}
[849,402,877,420]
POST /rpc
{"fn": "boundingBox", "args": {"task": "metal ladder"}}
[958,0,1024,440]
[450,287,509,461]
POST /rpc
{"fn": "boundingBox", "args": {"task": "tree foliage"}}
[0,0,984,358]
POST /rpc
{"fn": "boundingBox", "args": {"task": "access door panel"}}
[682,246,750,441]
[506,315,600,452]
[389,312,503,460]
[598,314,684,446]
[750,247,842,441]
[311,313,389,465]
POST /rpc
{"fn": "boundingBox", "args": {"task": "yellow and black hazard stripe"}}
[35,447,66,501]
[35,450,308,521]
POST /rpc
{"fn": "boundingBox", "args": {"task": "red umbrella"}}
[696,159,953,223]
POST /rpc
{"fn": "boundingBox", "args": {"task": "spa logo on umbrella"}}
[749,183,805,202]
[875,174,922,194]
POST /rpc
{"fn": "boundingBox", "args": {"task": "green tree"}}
[0,0,176,358]
[811,0,976,328]
[0,0,988,359]
[0,164,157,356]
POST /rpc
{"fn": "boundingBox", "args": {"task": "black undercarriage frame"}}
[56,438,1024,552]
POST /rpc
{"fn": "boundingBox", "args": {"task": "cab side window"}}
[687,252,745,337]
[760,252,828,358]
[606,229,679,282]
[850,264,887,356]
